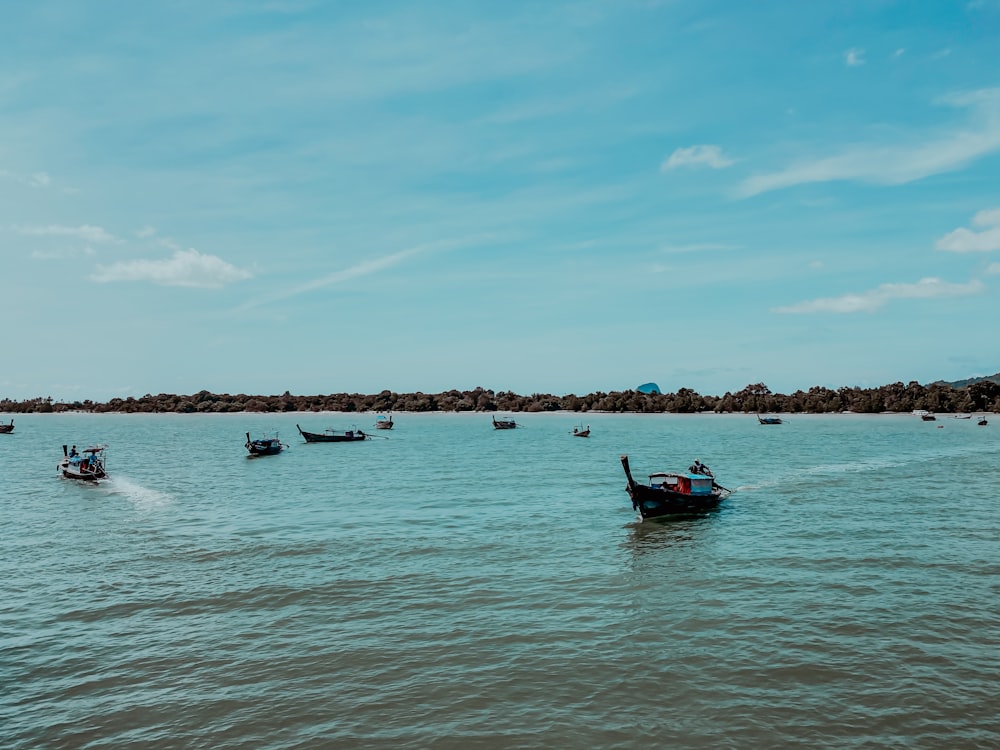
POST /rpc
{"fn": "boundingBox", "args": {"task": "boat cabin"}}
[648,473,715,496]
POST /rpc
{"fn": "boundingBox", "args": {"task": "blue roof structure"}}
[636,382,661,394]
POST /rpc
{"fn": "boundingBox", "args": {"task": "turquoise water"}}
[1,412,997,748]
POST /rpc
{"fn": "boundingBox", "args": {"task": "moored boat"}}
[375,415,394,430]
[572,424,591,437]
[921,414,937,422]
[245,432,285,456]
[0,419,13,434]
[955,414,972,420]
[492,416,518,430]
[620,454,730,520]
[978,416,989,426]
[296,424,369,442]
[58,444,108,481]
[757,414,782,425]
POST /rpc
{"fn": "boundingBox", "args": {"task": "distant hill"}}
[935,372,1000,388]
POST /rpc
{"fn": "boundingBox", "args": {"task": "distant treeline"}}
[3,380,1000,415]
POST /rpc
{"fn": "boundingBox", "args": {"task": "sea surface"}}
[1,412,997,749]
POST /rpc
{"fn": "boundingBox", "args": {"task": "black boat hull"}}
[247,443,283,455]
[297,425,368,442]
[625,484,725,519]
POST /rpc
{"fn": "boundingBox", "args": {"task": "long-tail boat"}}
[297,424,369,442]
[58,444,109,480]
[245,432,285,456]
[620,454,730,520]
[492,416,518,430]
[0,419,13,434]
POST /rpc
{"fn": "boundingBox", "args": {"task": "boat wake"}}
[102,476,174,508]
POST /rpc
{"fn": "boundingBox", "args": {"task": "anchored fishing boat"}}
[296,424,369,442]
[492,416,518,430]
[58,444,109,481]
[245,432,285,456]
[979,416,989,426]
[375,415,394,430]
[757,414,782,425]
[572,424,591,437]
[620,454,730,520]
[0,419,13,434]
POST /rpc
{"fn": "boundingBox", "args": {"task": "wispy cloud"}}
[986,262,1000,275]
[91,249,253,288]
[236,245,429,312]
[845,48,865,66]
[658,242,737,254]
[772,277,984,314]
[936,207,1000,252]
[738,88,1000,197]
[1,169,51,188]
[136,226,157,238]
[31,246,97,260]
[661,145,735,171]
[14,224,117,243]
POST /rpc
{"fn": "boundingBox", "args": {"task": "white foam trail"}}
[103,476,174,508]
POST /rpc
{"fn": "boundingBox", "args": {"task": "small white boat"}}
[58,444,109,481]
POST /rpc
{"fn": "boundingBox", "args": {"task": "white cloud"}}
[986,262,1000,275]
[136,226,157,238]
[737,88,1000,197]
[91,249,253,288]
[936,207,1000,252]
[238,246,426,311]
[772,277,984,314]
[845,48,865,66]
[661,145,735,171]
[658,242,736,254]
[1,169,52,188]
[894,48,906,58]
[31,246,97,260]
[14,224,117,243]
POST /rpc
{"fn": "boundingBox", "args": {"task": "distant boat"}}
[492,416,518,430]
[955,414,972,420]
[374,415,394,430]
[245,431,285,456]
[620,455,730,520]
[572,424,591,438]
[978,416,989,426]
[0,419,13,434]
[58,444,108,481]
[757,414,782,425]
[297,424,369,443]
[921,414,937,422]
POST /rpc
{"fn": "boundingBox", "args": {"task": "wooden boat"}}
[921,414,937,422]
[492,416,518,430]
[620,455,730,520]
[375,415,394,430]
[296,424,369,442]
[245,432,285,456]
[978,416,989,426]
[757,414,782,425]
[572,424,591,438]
[58,444,108,481]
[0,419,13,434]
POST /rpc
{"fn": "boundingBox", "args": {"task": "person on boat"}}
[69,445,78,458]
[690,459,713,477]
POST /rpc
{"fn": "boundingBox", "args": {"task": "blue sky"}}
[3,0,1000,401]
